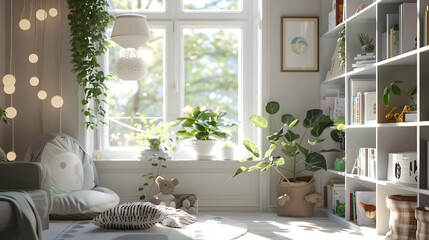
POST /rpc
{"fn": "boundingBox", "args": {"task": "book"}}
[336,0,344,25]
[367,148,377,179]
[364,92,376,124]
[386,14,399,58]
[350,80,376,123]
[354,59,376,65]
[355,191,376,226]
[404,111,417,122]
[358,148,368,176]
[382,32,387,60]
[333,184,345,216]
[350,193,353,221]
[354,55,376,61]
[399,3,417,54]
[391,25,400,57]
[333,97,345,120]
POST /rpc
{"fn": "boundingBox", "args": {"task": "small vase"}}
[221,147,234,160]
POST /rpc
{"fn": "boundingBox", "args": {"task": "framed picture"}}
[281,17,319,72]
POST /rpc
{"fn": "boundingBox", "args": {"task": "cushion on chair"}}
[50,187,120,220]
[91,202,162,230]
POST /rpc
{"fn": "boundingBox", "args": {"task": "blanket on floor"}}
[0,191,42,240]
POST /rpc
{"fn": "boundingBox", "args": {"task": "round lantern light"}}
[115,49,148,81]
[29,77,39,86]
[29,54,39,63]
[36,9,48,21]
[4,85,15,95]
[7,151,16,161]
[5,107,17,119]
[49,8,58,17]
[111,14,150,49]
[51,95,64,108]
[38,90,47,100]
[19,19,31,30]
[2,74,16,85]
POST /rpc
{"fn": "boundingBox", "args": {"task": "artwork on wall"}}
[281,17,319,72]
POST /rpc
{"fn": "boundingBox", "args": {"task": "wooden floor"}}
[43,210,371,240]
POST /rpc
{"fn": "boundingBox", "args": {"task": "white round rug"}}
[55,214,247,240]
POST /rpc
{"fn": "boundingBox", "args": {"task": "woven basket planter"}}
[277,176,321,217]
[415,207,429,240]
[385,195,417,240]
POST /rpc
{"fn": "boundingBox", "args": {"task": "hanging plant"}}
[0,107,8,125]
[338,25,346,66]
[67,0,114,129]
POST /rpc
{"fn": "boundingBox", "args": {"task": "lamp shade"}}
[111,14,150,49]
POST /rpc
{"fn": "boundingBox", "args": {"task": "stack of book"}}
[352,53,376,70]
[321,88,345,121]
[324,180,345,217]
[353,148,377,178]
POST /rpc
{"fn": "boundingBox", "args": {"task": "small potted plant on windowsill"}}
[175,105,237,160]
[221,140,236,160]
[133,116,173,160]
[232,101,340,217]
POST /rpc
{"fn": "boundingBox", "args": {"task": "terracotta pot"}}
[277,176,321,217]
[385,195,417,240]
[415,207,429,240]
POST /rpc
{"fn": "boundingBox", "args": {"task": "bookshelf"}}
[319,0,429,237]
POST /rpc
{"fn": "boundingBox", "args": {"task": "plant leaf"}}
[265,101,280,115]
[241,156,257,162]
[264,144,277,158]
[249,115,268,128]
[310,115,333,137]
[320,149,342,153]
[305,152,327,171]
[295,142,309,156]
[284,130,300,142]
[231,166,247,178]
[262,162,272,171]
[409,87,417,96]
[281,114,297,127]
[303,109,323,128]
[248,166,262,171]
[383,92,390,106]
[274,157,285,166]
[308,138,325,146]
[391,84,401,96]
[330,129,342,143]
[217,110,227,120]
[243,140,260,157]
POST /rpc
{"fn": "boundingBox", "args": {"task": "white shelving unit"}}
[319,0,429,238]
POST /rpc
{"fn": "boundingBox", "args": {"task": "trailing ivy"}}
[67,0,114,129]
[0,107,8,125]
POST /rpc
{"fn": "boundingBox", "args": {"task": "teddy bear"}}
[151,176,179,208]
[177,195,198,214]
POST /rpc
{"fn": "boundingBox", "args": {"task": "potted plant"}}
[133,116,173,159]
[232,101,340,217]
[176,105,236,160]
[221,140,236,160]
[383,81,417,122]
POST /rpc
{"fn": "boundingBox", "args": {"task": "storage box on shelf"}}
[319,0,428,238]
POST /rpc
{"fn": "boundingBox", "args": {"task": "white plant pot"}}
[221,147,234,160]
[191,139,218,160]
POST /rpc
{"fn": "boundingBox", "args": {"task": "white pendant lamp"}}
[115,49,148,81]
[111,14,150,49]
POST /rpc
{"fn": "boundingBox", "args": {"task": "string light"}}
[19,19,31,30]
[37,90,47,100]
[2,74,16,85]
[51,95,64,108]
[29,76,39,86]
[49,8,58,17]
[28,53,39,63]
[4,85,15,95]
[36,9,47,21]
[7,152,16,161]
[5,107,17,119]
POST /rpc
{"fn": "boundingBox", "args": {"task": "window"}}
[98,0,259,159]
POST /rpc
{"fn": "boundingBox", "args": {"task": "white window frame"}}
[96,0,259,160]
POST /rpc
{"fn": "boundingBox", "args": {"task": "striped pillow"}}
[91,202,162,230]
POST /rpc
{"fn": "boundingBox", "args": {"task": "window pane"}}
[108,0,164,11]
[183,28,240,142]
[183,0,241,11]
[107,29,165,147]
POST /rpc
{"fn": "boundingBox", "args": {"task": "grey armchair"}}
[0,161,52,239]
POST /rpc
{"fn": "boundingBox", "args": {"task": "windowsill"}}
[96,158,242,162]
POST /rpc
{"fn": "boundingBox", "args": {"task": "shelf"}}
[322,22,345,38]
[327,169,346,176]
[346,124,377,129]
[347,174,377,183]
[419,189,429,195]
[346,1,377,23]
[420,121,429,126]
[322,73,346,85]
[419,45,429,54]
[377,122,418,127]
[377,180,419,193]
[378,49,418,67]
[347,64,376,76]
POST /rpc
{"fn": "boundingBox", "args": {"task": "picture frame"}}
[281,17,319,72]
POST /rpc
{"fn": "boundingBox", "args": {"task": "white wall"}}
[0,0,6,148]
[265,0,321,207]
[0,0,78,159]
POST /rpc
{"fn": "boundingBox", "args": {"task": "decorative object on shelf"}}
[338,25,346,67]
[387,152,417,184]
[335,0,344,25]
[232,101,340,217]
[383,81,417,122]
[176,105,237,160]
[334,157,345,171]
[385,195,417,240]
[281,17,318,72]
[67,0,114,129]
[355,191,376,225]
[151,176,179,208]
[415,207,429,240]
[220,140,236,160]
[394,105,410,123]
[358,33,374,53]
[385,106,398,120]
[111,14,150,81]
[175,194,198,214]
[355,4,367,14]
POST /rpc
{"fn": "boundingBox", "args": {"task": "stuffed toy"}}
[177,195,198,214]
[151,176,179,208]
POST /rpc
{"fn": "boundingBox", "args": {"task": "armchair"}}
[0,161,52,239]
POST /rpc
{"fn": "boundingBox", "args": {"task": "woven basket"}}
[415,207,429,240]
[385,195,417,240]
[277,176,316,217]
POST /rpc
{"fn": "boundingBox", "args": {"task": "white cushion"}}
[156,205,197,228]
[92,202,162,230]
[51,187,119,217]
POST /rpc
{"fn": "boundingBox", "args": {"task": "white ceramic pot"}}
[191,139,218,160]
[221,147,234,160]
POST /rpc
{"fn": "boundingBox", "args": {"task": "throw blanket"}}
[0,191,42,240]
